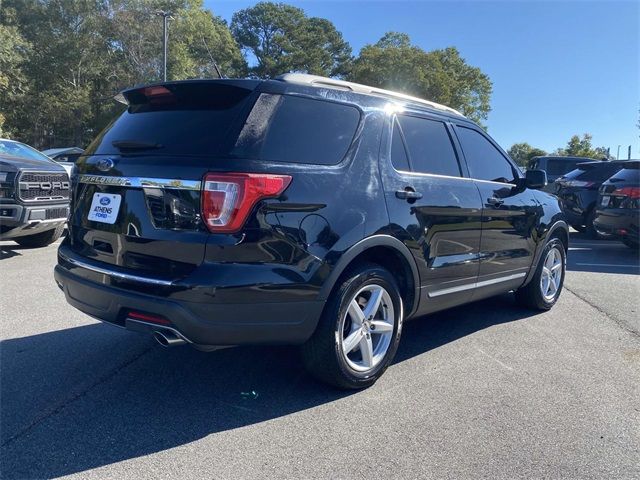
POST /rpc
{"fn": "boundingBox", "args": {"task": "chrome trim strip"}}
[59,250,174,286]
[78,175,201,190]
[428,272,526,298]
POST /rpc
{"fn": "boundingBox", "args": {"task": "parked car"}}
[54,75,568,389]
[42,147,84,176]
[555,160,628,237]
[0,150,70,247]
[594,160,639,249]
[529,156,596,191]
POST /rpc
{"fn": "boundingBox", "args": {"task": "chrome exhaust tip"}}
[153,330,187,347]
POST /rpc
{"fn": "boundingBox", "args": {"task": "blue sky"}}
[206,0,639,157]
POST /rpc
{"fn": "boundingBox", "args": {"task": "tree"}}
[348,32,492,125]
[554,134,610,160]
[507,142,547,167]
[0,17,31,137]
[1,0,246,148]
[231,2,351,78]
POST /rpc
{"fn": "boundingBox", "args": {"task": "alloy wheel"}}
[540,246,563,302]
[339,284,395,372]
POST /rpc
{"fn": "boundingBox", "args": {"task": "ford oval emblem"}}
[96,158,115,172]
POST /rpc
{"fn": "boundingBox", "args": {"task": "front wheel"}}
[515,237,566,310]
[301,263,403,389]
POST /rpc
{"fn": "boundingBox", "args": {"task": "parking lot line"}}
[575,263,639,268]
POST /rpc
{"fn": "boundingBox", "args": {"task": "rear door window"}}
[455,126,517,184]
[232,94,360,165]
[395,115,461,177]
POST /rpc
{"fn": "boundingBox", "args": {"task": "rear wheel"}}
[515,237,566,310]
[15,224,64,248]
[301,263,403,389]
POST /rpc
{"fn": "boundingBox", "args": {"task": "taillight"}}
[565,180,595,188]
[202,173,291,233]
[612,186,640,199]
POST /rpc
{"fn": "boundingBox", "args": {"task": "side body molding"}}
[318,234,421,318]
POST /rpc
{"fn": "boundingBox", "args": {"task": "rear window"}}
[85,83,254,156]
[232,94,360,165]
[608,163,640,183]
[564,163,622,182]
[546,159,581,176]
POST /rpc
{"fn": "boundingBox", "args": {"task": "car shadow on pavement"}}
[1,294,535,479]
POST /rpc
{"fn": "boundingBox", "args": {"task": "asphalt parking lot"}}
[1,233,639,479]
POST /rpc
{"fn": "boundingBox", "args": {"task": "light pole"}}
[155,10,172,81]
[616,145,621,160]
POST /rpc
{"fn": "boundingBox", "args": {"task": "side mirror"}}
[525,169,547,189]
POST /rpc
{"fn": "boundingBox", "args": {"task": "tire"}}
[15,224,64,248]
[301,263,403,389]
[584,209,600,239]
[622,237,639,249]
[515,237,566,311]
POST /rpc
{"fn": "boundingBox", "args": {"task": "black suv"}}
[555,160,627,237]
[55,75,568,388]
[594,160,639,248]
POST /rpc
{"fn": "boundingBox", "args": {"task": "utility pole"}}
[629,145,632,160]
[616,145,621,160]
[156,10,172,81]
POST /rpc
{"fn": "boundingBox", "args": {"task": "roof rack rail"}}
[276,73,464,117]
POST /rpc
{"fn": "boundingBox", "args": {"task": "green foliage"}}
[348,32,492,125]
[0,17,31,137]
[231,2,351,78]
[507,142,547,167]
[1,0,246,148]
[554,134,610,160]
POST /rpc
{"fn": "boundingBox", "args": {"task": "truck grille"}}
[18,171,70,202]
[46,207,69,219]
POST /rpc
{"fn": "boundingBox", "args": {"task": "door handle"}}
[487,196,504,206]
[396,188,423,201]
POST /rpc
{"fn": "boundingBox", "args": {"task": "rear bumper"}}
[54,253,324,347]
[0,202,68,239]
[594,209,639,241]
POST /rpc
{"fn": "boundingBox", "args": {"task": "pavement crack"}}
[564,285,639,338]
[1,345,155,448]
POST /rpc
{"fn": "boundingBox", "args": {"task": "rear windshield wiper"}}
[111,140,164,151]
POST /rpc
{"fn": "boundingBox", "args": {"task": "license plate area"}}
[87,192,122,224]
[600,196,610,207]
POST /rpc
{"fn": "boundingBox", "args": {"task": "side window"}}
[390,119,410,171]
[232,93,360,165]
[396,115,461,177]
[456,127,517,183]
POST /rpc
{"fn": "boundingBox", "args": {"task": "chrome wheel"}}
[339,284,395,372]
[540,246,563,302]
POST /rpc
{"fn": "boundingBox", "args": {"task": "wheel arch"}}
[523,219,569,287]
[319,235,421,318]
